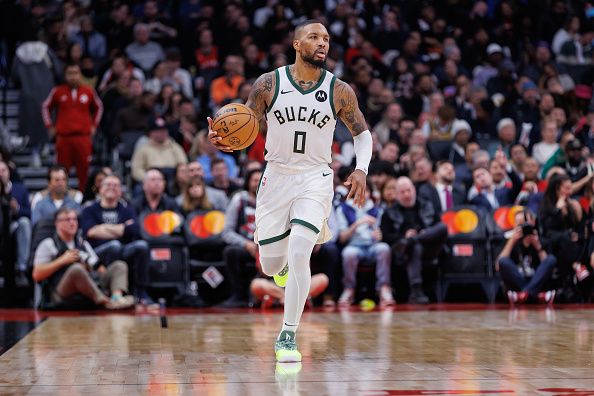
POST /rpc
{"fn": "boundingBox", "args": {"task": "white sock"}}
[281,225,316,336]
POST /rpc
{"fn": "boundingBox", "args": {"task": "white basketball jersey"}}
[265,66,337,170]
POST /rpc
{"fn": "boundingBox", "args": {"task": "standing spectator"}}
[381,177,448,304]
[208,158,241,197]
[130,117,187,184]
[131,168,180,214]
[219,169,262,307]
[32,207,134,310]
[209,55,245,110]
[31,166,82,226]
[80,175,153,306]
[11,39,62,168]
[71,16,107,65]
[336,184,395,308]
[497,209,557,305]
[42,64,103,189]
[0,161,31,286]
[125,23,165,74]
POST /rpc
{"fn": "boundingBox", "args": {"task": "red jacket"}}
[42,84,103,136]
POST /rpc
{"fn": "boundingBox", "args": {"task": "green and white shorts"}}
[254,163,334,256]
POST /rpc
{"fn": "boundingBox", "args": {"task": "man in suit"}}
[469,149,522,211]
[418,160,467,216]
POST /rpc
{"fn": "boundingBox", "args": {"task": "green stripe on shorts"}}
[290,219,320,234]
[259,229,291,245]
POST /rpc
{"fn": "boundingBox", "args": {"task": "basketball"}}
[212,103,259,151]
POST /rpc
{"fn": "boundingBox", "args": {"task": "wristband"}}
[353,130,372,175]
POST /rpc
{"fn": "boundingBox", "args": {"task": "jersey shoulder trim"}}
[266,68,281,113]
[329,75,337,119]
[284,66,327,95]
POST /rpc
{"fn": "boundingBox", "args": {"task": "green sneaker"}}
[273,264,289,287]
[275,330,302,362]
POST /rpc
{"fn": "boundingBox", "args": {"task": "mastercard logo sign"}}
[492,205,524,231]
[441,209,479,235]
[143,211,183,237]
[189,211,225,238]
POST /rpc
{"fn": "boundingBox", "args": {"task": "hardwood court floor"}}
[1,306,594,395]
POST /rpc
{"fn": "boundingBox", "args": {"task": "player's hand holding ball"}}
[208,103,259,153]
[344,169,367,208]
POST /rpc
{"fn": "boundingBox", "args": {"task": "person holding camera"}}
[32,207,134,309]
[497,209,557,305]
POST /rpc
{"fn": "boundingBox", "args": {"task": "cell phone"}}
[521,223,534,236]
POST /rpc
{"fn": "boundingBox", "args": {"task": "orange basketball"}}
[212,103,259,151]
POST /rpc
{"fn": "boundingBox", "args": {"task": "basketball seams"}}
[212,103,259,149]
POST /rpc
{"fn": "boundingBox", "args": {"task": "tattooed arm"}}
[208,71,275,149]
[333,79,371,208]
[333,80,368,136]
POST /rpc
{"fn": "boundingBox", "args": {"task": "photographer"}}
[497,208,557,305]
[32,207,134,309]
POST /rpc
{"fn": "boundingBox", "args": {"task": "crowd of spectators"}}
[2,0,594,308]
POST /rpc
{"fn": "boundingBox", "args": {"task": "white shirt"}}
[435,182,451,212]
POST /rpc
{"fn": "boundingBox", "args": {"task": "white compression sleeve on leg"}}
[353,129,372,175]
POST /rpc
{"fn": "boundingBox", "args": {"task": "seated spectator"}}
[448,119,472,165]
[368,160,398,194]
[539,173,583,282]
[497,208,557,305]
[455,142,481,190]
[425,105,456,141]
[32,207,134,310]
[209,54,245,110]
[196,135,239,184]
[71,16,106,65]
[97,55,145,94]
[381,177,447,304]
[251,273,329,309]
[131,168,180,214]
[186,162,229,210]
[111,91,157,143]
[178,176,213,217]
[82,167,112,206]
[219,169,262,307]
[510,143,528,176]
[208,158,241,197]
[410,156,433,189]
[125,23,165,74]
[336,183,395,308]
[469,150,522,211]
[80,175,153,306]
[0,160,31,286]
[130,116,187,184]
[32,166,82,225]
[532,120,560,166]
[164,48,193,100]
[373,103,403,146]
[381,177,398,208]
[488,118,517,157]
[418,160,467,216]
[169,163,189,198]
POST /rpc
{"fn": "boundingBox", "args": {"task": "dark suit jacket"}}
[417,183,467,216]
[469,169,523,212]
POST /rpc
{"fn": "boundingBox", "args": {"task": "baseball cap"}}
[521,81,538,92]
[146,116,168,132]
[486,43,503,55]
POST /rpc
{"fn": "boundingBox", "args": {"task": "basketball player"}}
[208,20,372,362]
